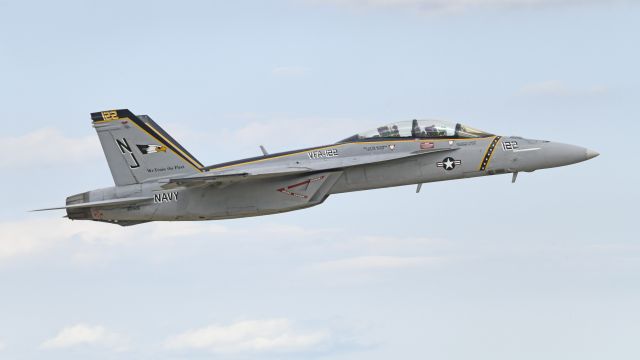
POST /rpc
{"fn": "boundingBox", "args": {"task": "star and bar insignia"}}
[437,157,462,171]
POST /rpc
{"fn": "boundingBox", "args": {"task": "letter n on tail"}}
[115,138,140,169]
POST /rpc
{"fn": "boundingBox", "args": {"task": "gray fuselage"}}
[65,135,597,225]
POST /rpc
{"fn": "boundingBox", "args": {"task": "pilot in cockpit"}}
[411,119,442,138]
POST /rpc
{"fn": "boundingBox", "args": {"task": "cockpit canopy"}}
[339,119,492,143]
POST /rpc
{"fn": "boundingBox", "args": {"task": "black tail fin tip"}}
[91,109,138,123]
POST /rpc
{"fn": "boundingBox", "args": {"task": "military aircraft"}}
[34,109,598,226]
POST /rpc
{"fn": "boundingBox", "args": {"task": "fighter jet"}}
[34,109,598,226]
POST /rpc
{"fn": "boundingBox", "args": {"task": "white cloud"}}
[312,255,444,271]
[272,66,309,76]
[0,215,459,275]
[519,80,608,97]
[165,319,330,354]
[0,218,73,261]
[312,0,612,13]
[0,218,223,263]
[0,218,179,264]
[0,218,336,264]
[0,340,5,350]
[41,324,127,351]
[0,218,453,277]
[0,128,100,167]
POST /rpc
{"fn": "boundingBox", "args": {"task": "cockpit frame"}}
[339,119,493,143]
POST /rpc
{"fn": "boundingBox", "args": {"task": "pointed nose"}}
[585,148,600,160]
[513,141,599,171]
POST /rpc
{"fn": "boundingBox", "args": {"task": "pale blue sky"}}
[0,0,638,359]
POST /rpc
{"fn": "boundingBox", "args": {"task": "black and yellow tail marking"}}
[91,109,204,171]
[479,136,502,171]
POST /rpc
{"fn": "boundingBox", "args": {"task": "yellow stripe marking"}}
[94,116,203,172]
[478,136,501,171]
[145,122,204,168]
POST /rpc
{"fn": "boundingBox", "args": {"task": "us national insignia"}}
[437,157,461,171]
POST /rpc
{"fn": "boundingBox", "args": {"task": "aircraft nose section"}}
[548,142,590,167]
[514,141,599,171]
[544,142,599,168]
[585,148,600,160]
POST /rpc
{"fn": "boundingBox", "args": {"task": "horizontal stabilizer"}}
[31,196,153,212]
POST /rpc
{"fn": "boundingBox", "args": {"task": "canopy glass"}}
[339,119,492,143]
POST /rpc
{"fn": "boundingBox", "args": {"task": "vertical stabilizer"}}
[91,109,203,185]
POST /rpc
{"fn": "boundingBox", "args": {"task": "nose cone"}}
[586,148,600,160]
[548,143,593,167]
[513,141,599,171]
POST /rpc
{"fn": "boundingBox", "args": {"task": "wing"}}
[31,196,153,212]
[161,168,315,189]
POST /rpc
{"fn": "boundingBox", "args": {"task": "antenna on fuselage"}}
[260,145,269,156]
